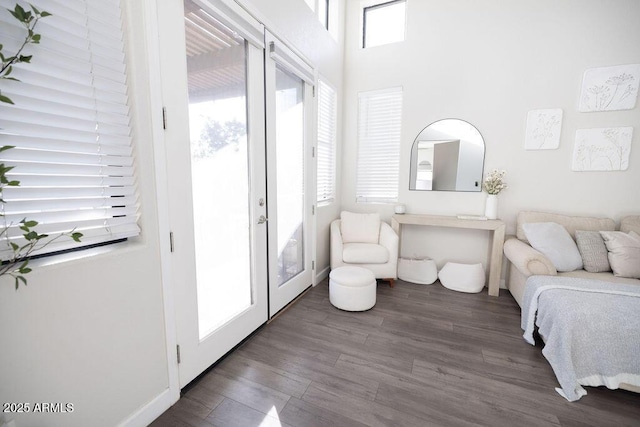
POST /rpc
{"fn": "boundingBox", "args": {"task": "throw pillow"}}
[522,222,583,272]
[600,231,640,279]
[575,230,611,273]
[340,211,380,244]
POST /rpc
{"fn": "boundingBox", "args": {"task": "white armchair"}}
[330,211,399,286]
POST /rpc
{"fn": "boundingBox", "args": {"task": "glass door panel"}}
[275,65,305,287]
[185,10,252,339]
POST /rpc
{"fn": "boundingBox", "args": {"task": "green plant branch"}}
[0,221,82,289]
[1,3,51,104]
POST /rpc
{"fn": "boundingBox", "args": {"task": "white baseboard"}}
[117,388,173,427]
[315,266,330,284]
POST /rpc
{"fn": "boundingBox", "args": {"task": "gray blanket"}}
[521,275,640,401]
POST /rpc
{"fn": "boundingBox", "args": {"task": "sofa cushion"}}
[621,215,640,234]
[516,211,615,243]
[575,230,611,273]
[600,231,640,279]
[342,243,389,264]
[522,222,583,272]
[340,211,380,244]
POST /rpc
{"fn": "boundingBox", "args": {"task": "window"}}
[304,0,330,30]
[356,87,402,203]
[363,0,406,48]
[0,0,140,260]
[316,79,337,204]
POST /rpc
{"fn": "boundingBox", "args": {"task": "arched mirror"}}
[409,119,485,191]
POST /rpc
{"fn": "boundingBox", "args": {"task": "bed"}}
[521,275,640,401]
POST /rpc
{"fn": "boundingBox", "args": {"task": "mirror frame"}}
[409,118,486,192]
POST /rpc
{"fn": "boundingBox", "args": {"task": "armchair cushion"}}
[340,211,380,244]
[343,243,389,264]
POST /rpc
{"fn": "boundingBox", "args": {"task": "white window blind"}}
[0,0,140,260]
[356,86,402,203]
[316,79,336,204]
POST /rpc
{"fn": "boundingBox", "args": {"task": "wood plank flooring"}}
[151,279,640,427]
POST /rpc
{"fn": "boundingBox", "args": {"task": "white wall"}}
[0,2,169,426]
[242,0,346,279]
[341,0,640,274]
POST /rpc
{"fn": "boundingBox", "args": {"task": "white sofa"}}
[330,212,399,285]
[504,211,640,308]
[503,211,640,395]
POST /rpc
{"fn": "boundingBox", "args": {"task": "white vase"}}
[485,194,498,219]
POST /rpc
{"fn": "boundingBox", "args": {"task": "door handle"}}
[258,215,268,224]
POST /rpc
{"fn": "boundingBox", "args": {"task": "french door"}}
[157,0,268,387]
[265,32,315,316]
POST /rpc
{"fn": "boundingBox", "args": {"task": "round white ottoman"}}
[438,262,486,293]
[329,266,377,311]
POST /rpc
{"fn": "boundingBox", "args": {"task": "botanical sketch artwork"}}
[572,127,633,171]
[579,64,640,112]
[524,109,563,150]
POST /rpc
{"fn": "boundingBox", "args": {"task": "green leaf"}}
[40,11,52,18]
[19,267,32,274]
[0,94,14,104]
[23,220,38,227]
[7,180,20,186]
[19,55,32,63]
[72,232,83,242]
[10,242,19,251]
[0,146,15,152]
[24,231,38,240]
[31,34,41,43]
[30,5,41,15]
[35,233,49,240]
[13,4,27,21]
[18,275,27,286]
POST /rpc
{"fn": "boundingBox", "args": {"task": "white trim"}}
[193,0,264,48]
[266,31,316,85]
[316,265,331,285]
[116,389,173,427]
[232,0,316,75]
[140,0,180,407]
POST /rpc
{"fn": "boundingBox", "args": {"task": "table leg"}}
[487,223,506,296]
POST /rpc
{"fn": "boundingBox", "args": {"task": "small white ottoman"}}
[329,266,377,311]
[438,262,486,293]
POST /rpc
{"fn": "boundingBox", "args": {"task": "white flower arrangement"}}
[483,169,507,195]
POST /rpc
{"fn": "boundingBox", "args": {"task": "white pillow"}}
[600,230,640,279]
[522,222,583,272]
[340,211,380,244]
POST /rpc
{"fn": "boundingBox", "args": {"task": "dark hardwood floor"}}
[151,279,640,427]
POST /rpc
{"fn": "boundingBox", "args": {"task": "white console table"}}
[391,214,506,296]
